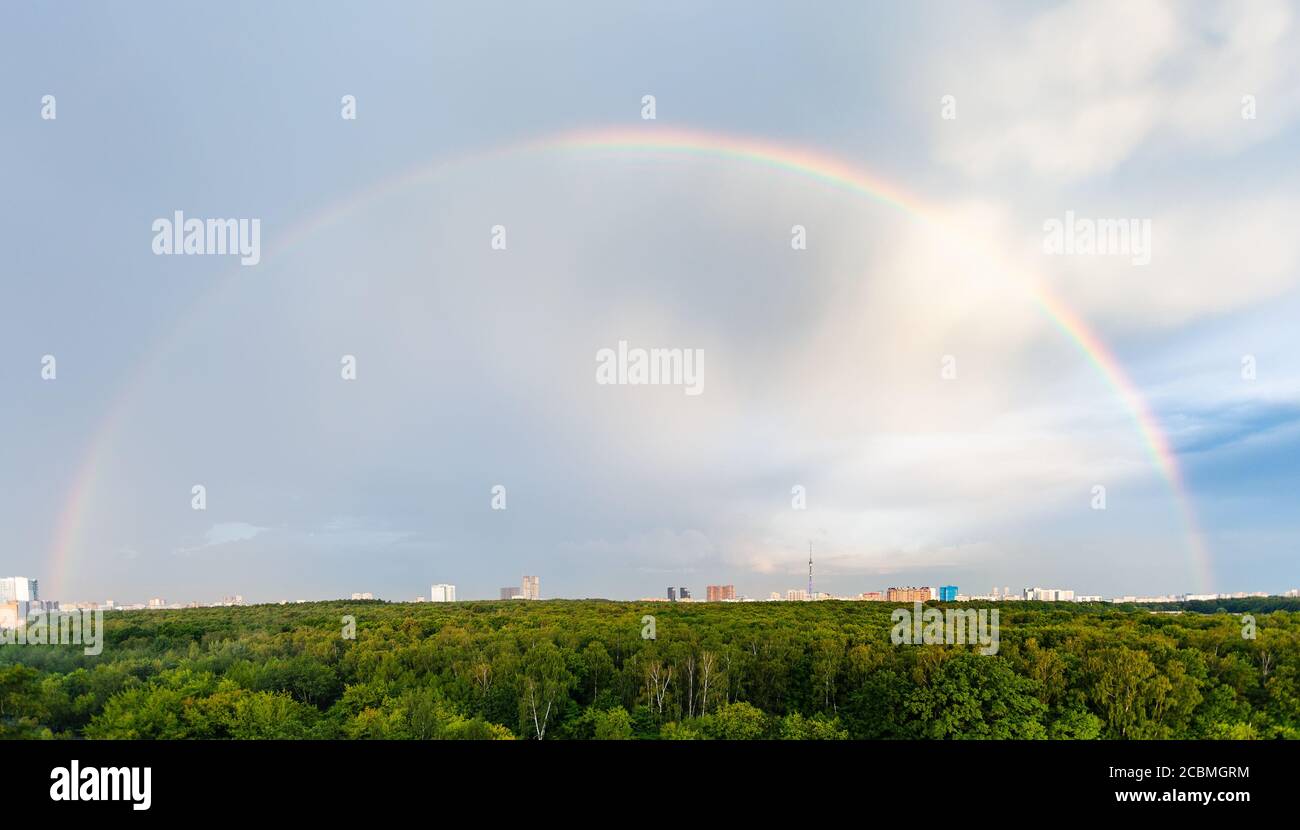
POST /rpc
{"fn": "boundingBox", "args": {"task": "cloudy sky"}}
[2,1,1298,603]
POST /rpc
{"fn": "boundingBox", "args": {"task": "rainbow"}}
[47,125,1212,596]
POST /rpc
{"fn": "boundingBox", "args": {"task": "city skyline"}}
[21,563,1300,608]
[20,568,1298,610]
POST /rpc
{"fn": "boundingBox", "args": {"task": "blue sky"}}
[2,1,1298,603]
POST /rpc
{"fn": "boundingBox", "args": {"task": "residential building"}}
[706,584,736,602]
[1024,587,1074,602]
[0,602,21,629]
[939,586,958,602]
[500,587,522,600]
[521,576,540,600]
[887,586,932,602]
[430,584,456,602]
[0,577,38,603]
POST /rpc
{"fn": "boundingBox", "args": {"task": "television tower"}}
[808,542,813,599]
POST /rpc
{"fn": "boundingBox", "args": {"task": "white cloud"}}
[1054,196,1300,329]
[174,522,268,556]
[930,0,1300,182]
[562,528,718,572]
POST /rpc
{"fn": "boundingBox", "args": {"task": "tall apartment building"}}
[0,602,22,629]
[0,577,38,603]
[667,587,677,602]
[706,584,736,602]
[939,586,958,602]
[521,575,540,600]
[886,586,932,602]
[500,587,522,600]
[1024,587,1074,601]
[678,587,691,600]
[785,589,808,602]
[430,584,456,602]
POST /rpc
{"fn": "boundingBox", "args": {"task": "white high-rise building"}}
[430,583,456,602]
[522,575,540,600]
[1024,587,1075,601]
[0,577,38,603]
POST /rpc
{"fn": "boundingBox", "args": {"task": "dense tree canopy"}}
[2,599,1297,739]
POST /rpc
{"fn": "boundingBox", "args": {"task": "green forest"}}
[2,598,1297,740]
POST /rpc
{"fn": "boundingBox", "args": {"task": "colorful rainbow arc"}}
[47,125,1213,596]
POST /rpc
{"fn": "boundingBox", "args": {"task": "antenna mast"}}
[808,542,813,600]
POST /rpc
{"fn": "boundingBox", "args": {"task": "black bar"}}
[12,739,1283,815]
